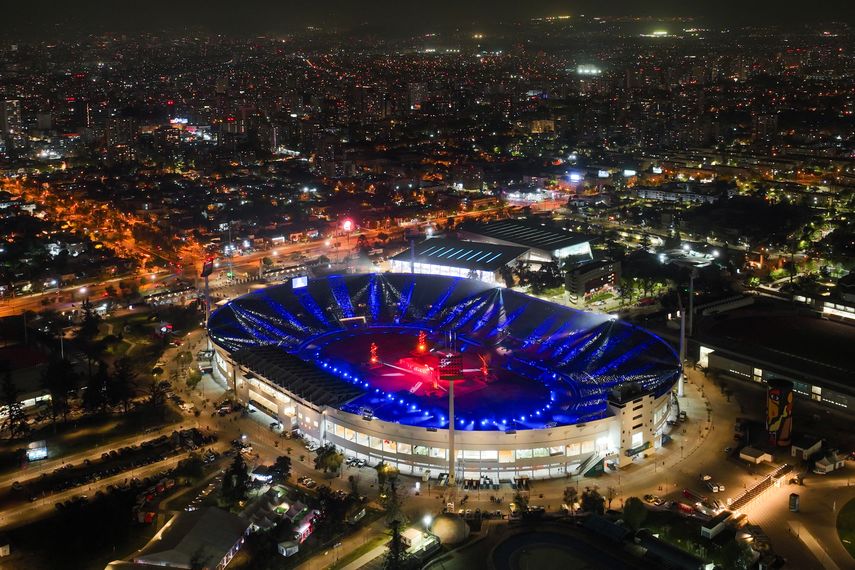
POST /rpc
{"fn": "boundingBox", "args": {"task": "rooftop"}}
[389,237,528,272]
[698,309,855,391]
[459,219,591,253]
[125,507,249,570]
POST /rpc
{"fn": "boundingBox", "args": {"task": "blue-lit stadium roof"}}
[208,274,680,431]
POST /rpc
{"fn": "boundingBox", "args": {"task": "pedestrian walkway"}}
[788,520,841,570]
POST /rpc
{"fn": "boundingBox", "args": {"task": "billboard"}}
[292,276,308,289]
[767,379,794,446]
[437,351,463,381]
[201,257,215,278]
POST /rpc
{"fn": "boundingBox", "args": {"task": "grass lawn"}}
[328,534,388,570]
[837,498,855,559]
[589,291,614,303]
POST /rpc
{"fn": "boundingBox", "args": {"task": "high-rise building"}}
[0,99,23,145]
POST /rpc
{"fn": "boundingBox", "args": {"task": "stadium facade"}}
[208,274,681,480]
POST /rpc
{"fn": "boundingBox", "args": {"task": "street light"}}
[423,514,432,530]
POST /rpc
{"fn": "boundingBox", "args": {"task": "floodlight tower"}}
[438,331,463,498]
[201,257,215,349]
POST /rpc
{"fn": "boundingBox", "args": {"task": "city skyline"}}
[4,0,854,37]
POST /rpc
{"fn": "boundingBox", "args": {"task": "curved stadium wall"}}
[208,273,680,479]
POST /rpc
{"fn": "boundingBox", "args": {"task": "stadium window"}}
[369,436,383,450]
[566,443,581,457]
[463,450,480,460]
[383,439,397,453]
[481,450,498,461]
[532,448,549,458]
[356,432,369,446]
[499,450,514,463]
[413,445,429,456]
[516,449,533,460]
[344,427,356,442]
[581,441,595,454]
[398,442,412,455]
[334,423,344,438]
[549,446,563,456]
[430,447,447,459]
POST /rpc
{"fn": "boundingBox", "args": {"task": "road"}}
[0,420,194,490]
[0,441,228,530]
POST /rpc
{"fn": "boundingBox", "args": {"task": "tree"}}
[623,497,648,531]
[563,486,578,515]
[186,370,202,390]
[355,234,369,252]
[272,455,292,482]
[146,380,170,420]
[222,453,250,505]
[720,538,754,570]
[499,266,515,289]
[108,357,136,413]
[580,486,605,515]
[383,518,407,570]
[82,360,109,414]
[78,299,101,341]
[605,486,618,509]
[314,444,344,474]
[0,362,28,439]
[41,357,78,427]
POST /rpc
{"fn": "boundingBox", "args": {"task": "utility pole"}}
[677,292,686,397]
[688,269,697,338]
[201,257,214,350]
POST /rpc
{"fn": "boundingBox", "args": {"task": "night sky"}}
[5,0,853,36]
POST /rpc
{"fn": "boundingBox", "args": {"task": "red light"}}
[167,100,174,106]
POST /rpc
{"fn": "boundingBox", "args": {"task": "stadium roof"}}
[390,237,528,272]
[459,219,591,252]
[208,274,680,430]
[233,345,365,408]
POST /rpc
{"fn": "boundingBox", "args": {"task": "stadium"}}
[208,274,681,480]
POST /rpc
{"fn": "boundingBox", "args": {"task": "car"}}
[11,481,23,492]
[706,481,720,492]
[724,447,733,454]
[643,494,655,503]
